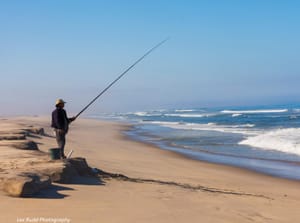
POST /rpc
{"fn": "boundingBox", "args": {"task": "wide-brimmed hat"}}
[55,99,66,105]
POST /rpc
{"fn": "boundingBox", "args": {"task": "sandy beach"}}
[1,116,300,223]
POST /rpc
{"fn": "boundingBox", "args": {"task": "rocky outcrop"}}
[47,160,78,184]
[68,157,94,176]
[0,121,95,197]
[0,159,83,197]
[0,140,39,150]
[23,127,45,136]
[1,158,96,197]
[2,174,51,197]
[0,133,26,140]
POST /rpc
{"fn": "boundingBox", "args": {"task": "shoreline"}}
[2,116,300,222]
[80,117,300,186]
[117,119,300,181]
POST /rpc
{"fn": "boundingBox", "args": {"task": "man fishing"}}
[51,99,76,159]
[49,39,167,159]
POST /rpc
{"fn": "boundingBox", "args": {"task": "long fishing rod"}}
[74,38,169,119]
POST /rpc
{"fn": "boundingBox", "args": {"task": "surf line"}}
[74,38,169,119]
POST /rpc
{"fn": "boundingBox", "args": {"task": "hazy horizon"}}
[1,1,300,116]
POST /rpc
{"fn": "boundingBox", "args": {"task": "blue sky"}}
[1,0,300,115]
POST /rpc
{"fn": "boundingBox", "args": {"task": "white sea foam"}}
[132,112,162,117]
[232,124,255,128]
[165,113,205,118]
[133,112,148,116]
[289,115,299,120]
[164,113,218,118]
[206,122,216,126]
[144,121,257,135]
[239,128,300,156]
[232,114,242,117]
[221,109,288,114]
[175,109,196,112]
[144,121,182,126]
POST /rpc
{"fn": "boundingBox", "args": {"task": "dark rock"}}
[13,140,39,150]
[24,128,45,136]
[0,140,39,150]
[49,161,78,184]
[68,157,93,176]
[0,134,26,140]
[2,174,51,197]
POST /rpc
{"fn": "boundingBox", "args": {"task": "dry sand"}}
[1,116,300,223]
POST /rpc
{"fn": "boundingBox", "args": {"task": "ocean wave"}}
[175,109,197,112]
[232,114,242,117]
[143,121,182,126]
[221,109,288,114]
[131,112,162,117]
[239,128,300,156]
[165,113,205,118]
[144,121,257,135]
[234,124,255,128]
[133,112,148,116]
[289,115,298,119]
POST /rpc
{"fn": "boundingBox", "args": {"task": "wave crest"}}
[239,128,300,155]
[221,109,288,114]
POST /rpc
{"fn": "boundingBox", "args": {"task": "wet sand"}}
[1,116,300,223]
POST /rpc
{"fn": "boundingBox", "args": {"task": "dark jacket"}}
[51,107,71,132]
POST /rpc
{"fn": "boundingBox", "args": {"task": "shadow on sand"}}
[34,184,74,199]
[67,175,106,186]
[33,176,105,199]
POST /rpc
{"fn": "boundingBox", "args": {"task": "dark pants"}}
[55,129,66,158]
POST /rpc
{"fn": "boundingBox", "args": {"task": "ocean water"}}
[90,104,300,180]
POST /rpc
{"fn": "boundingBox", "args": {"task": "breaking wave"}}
[164,113,213,118]
[221,109,288,114]
[239,128,300,156]
[132,112,162,117]
[175,109,197,112]
[143,121,257,135]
